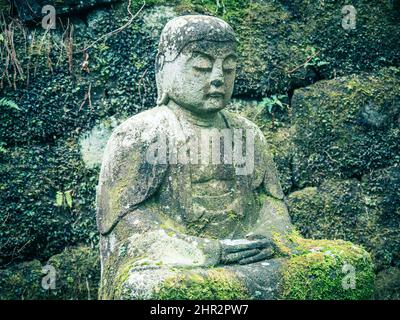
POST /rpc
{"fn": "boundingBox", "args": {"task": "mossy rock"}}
[288,180,367,241]
[0,246,100,300]
[288,169,400,271]
[0,260,47,299]
[0,141,99,265]
[291,67,400,187]
[14,0,118,22]
[281,0,400,81]
[280,235,375,300]
[374,267,400,300]
[46,246,100,299]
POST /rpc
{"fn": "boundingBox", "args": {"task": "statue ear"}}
[157,91,169,106]
[156,53,165,72]
[155,58,169,106]
[156,53,169,106]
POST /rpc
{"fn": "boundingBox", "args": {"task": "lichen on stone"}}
[153,268,250,300]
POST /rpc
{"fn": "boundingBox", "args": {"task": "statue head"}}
[156,15,238,115]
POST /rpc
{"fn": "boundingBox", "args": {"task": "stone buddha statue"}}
[96,15,374,300]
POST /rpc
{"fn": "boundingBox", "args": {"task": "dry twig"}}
[81,0,146,52]
[288,50,321,74]
[79,83,93,111]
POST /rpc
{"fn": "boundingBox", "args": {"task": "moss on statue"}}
[99,215,375,300]
[153,269,250,300]
[107,261,136,300]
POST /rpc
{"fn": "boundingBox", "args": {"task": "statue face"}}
[161,40,237,115]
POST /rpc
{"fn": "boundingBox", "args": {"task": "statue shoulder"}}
[112,105,177,143]
[97,106,175,235]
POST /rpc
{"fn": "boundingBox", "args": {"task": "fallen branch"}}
[288,49,320,74]
[137,67,148,101]
[81,0,146,52]
[79,82,93,111]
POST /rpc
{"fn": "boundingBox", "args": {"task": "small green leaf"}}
[0,144,6,154]
[65,190,73,208]
[0,97,20,110]
[55,191,63,207]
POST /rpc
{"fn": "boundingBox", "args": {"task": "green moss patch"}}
[153,268,250,300]
[279,232,375,300]
[0,246,100,300]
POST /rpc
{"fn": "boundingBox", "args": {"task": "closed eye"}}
[193,62,213,72]
[191,52,213,71]
[223,67,235,73]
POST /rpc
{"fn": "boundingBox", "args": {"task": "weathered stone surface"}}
[374,267,400,300]
[99,229,374,300]
[96,102,295,299]
[288,166,400,272]
[79,116,121,169]
[291,67,400,188]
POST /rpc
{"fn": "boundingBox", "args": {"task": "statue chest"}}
[158,162,260,238]
[156,108,261,238]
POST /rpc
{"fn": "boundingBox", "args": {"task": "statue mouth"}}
[207,92,225,99]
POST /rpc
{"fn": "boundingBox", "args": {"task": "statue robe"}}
[96,104,293,299]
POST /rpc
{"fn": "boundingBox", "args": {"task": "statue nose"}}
[210,63,224,87]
